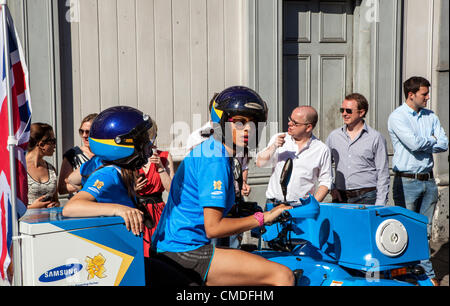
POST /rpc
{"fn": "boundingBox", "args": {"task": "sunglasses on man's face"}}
[339,108,360,115]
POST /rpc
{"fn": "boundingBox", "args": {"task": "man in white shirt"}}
[256,106,332,202]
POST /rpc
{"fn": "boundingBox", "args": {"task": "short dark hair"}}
[404,76,430,99]
[345,93,368,118]
[28,123,54,151]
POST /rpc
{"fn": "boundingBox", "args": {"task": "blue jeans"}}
[393,176,438,278]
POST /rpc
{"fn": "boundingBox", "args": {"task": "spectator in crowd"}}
[135,119,174,257]
[66,156,103,191]
[26,123,59,209]
[256,106,332,203]
[134,119,174,285]
[388,76,448,286]
[326,93,389,205]
[58,113,98,196]
[185,95,217,152]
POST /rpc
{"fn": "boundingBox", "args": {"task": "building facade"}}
[8,0,448,240]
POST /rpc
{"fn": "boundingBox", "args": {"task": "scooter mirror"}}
[280,158,293,203]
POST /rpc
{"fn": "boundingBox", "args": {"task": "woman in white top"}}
[26,123,59,209]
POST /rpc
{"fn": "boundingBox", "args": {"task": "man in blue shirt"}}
[326,93,390,205]
[388,76,448,286]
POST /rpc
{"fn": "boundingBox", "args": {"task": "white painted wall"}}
[67,0,248,160]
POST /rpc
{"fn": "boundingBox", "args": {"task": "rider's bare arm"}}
[63,191,143,236]
[203,205,291,239]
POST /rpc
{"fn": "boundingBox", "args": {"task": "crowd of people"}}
[24,76,447,286]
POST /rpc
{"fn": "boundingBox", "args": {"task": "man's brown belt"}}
[340,187,377,198]
[395,172,434,181]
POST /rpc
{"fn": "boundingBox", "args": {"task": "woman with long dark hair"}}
[135,119,174,257]
[26,123,59,209]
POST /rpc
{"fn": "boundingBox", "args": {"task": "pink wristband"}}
[253,212,264,227]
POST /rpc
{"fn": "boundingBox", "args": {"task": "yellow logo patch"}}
[213,180,222,191]
[85,254,107,280]
[94,180,104,189]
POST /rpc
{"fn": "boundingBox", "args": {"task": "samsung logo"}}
[39,264,83,283]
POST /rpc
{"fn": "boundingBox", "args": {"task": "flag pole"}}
[1,0,22,286]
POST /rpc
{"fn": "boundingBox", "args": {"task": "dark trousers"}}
[335,189,377,205]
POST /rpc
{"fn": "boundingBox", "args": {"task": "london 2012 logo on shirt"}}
[94,180,104,189]
[211,180,223,196]
[88,180,105,195]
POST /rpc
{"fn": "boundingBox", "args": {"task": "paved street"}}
[430,241,449,286]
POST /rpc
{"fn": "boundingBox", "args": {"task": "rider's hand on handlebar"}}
[263,204,292,225]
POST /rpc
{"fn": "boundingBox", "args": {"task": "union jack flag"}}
[0,6,31,282]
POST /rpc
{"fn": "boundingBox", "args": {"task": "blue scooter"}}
[250,158,434,286]
[19,153,433,286]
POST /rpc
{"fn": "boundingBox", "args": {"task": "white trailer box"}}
[19,208,145,286]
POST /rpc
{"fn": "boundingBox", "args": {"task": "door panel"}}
[283,0,353,140]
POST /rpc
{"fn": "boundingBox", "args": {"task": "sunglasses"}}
[79,129,90,136]
[42,138,57,145]
[339,108,360,114]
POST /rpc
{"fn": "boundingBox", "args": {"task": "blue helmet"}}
[89,106,153,170]
[211,86,268,128]
[210,86,268,146]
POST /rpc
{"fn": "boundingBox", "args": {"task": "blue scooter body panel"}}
[256,195,431,286]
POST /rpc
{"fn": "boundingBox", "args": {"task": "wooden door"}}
[283,0,354,140]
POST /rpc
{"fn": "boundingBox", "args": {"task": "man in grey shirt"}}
[326,93,390,205]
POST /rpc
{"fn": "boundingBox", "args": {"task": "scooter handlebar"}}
[273,194,320,222]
